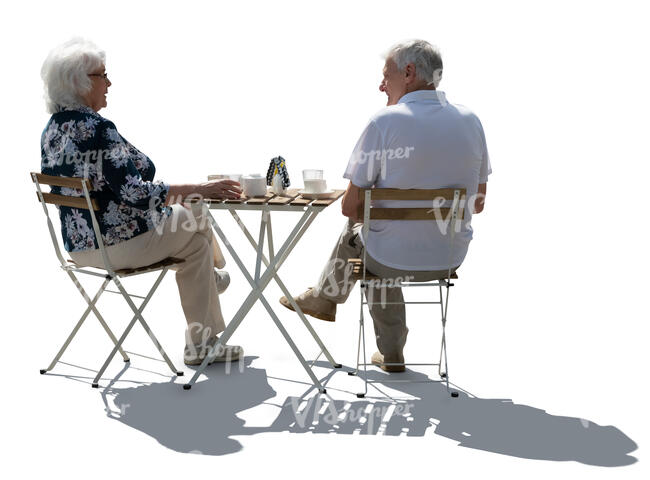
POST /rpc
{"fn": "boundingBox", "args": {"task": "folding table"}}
[183,188,345,392]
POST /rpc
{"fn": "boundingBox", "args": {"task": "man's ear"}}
[404,63,417,83]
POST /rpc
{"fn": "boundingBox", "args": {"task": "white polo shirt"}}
[343,90,491,271]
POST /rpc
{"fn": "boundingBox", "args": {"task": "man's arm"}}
[474,183,487,214]
[341,181,363,221]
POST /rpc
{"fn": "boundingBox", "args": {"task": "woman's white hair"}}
[384,39,443,88]
[41,38,106,114]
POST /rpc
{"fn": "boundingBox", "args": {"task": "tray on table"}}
[203,187,345,207]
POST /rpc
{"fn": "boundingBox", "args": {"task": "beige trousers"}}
[314,219,457,357]
[70,203,227,345]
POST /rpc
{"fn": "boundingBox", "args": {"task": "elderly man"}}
[280,39,491,371]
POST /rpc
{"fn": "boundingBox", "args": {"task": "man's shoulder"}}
[370,100,481,123]
[367,105,413,130]
[370,104,411,120]
[450,102,481,120]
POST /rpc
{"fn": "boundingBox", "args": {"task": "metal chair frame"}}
[31,172,184,388]
[348,187,465,398]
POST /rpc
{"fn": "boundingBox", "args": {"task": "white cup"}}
[241,174,267,197]
[303,178,327,193]
[302,169,323,181]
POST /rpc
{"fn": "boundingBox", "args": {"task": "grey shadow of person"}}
[100,356,276,456]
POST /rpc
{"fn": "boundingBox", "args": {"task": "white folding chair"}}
[347,187,465,398]
[31,172,185,388]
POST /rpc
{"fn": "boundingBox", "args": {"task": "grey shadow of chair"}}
[267,361,637,467]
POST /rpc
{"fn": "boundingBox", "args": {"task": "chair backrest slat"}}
[370,207,461,220]
[31,172,89,190]
[359,187,466,282]
[36,191,99,211]
[368,188,464,201]
[360,187,467,221]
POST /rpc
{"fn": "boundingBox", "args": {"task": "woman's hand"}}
[199,180,242,200]
[166,180,242,205]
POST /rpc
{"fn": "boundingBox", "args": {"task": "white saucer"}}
[299,189,335,199]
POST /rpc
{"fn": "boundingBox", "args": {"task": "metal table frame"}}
[183,194,344,392]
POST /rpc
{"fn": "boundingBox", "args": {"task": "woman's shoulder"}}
[51,106,117,128]
[48,106,124,142]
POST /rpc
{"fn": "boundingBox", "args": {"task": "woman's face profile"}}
[83,65,111,112]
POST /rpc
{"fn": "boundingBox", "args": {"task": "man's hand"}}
[341,181,363,222]
[473,183,487,214]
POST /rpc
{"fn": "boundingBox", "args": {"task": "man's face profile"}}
[379,58,407,106]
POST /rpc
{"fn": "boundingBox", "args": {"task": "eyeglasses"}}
[88,72,109,81]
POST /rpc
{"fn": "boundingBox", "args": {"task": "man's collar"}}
[397,89,447,105]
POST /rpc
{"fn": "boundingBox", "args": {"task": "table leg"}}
[254,210,267,283]
[228,209,340,368]
[266,212,274,262]
[185,208,327,389]
[256,291,327,392]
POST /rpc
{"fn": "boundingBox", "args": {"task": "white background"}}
[1,0,648,478]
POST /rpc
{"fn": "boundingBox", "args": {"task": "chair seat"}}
[347,258,458,281]
[68,257,185,276]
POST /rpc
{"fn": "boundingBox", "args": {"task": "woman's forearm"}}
[165,184,205,205]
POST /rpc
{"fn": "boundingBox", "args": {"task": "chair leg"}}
[92,313,139,388]
[41,307,93,374]
[356,283,369,398]
[348,308,363,377]
[438,283,457,397]
[113,273,181,376]
[41,277,127,374]
[348,277,460,399]
[91,271,181,388]
[67,272,129,361]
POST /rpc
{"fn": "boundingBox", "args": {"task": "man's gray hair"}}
[384,39,443,88]
[41,38,106,114]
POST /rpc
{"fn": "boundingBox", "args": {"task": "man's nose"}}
[379,81,386,92]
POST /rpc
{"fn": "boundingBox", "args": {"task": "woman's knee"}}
[167,204,210,235]
[176,233,213,264]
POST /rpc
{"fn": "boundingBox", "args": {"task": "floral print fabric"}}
[41,106,170,252]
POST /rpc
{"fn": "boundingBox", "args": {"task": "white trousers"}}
[70,204,226,345]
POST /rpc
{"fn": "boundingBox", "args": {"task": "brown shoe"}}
[279,288,336,322]
[371,351,405,372]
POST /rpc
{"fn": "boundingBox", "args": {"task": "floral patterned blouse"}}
[40,105,170,252]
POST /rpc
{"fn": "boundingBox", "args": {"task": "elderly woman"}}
[40,38,242,365]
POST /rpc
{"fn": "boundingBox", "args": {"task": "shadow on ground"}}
[99,357,637,465]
